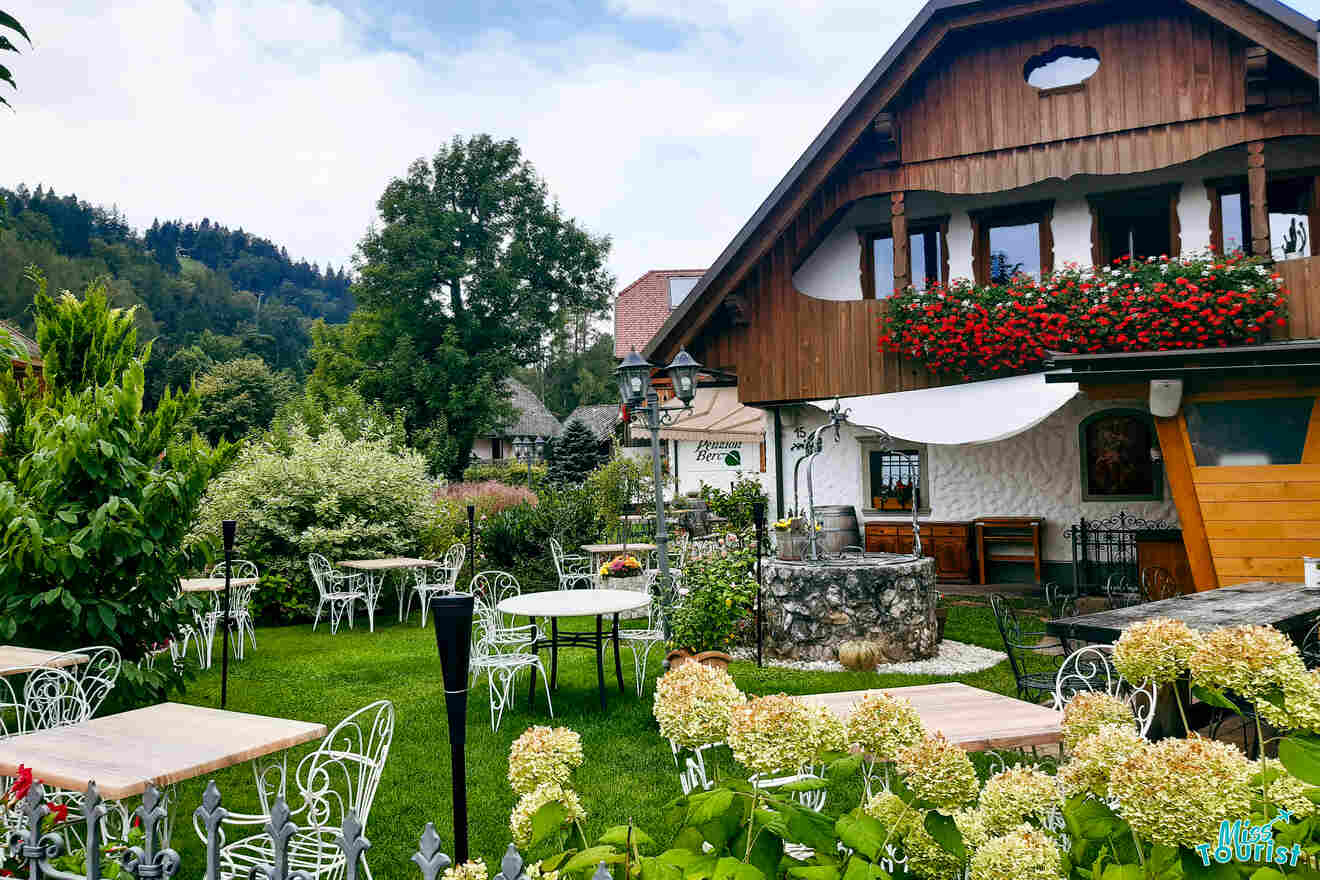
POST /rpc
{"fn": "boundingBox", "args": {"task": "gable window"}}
[1079,409,1162,501]
[970,201,1054,285]
[859,218,949,298]
[1088,185,1180,264]
[1208,174,1319,260]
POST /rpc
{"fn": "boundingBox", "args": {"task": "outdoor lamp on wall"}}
[666,349,701,405]
[616,347,653,407]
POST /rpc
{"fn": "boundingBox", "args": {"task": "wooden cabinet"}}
[865,521,975,583]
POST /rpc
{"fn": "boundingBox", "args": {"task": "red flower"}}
[7,764,33,803]
[46,801,69,824]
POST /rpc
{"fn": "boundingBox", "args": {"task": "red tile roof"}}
[613,269,706,358]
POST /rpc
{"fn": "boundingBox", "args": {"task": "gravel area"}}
[733,639,1006,675]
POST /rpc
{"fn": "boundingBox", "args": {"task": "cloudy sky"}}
[4,0,1319,290]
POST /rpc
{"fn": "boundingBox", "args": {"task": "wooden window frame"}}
[858,216,950,299]
[1206,170,1320,258]
[860,439,931,515]
[1086,183,1182,265]
[1078,408,1164,503]
[969,200,1054,285]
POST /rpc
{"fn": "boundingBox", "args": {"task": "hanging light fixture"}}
[615,348,653,408]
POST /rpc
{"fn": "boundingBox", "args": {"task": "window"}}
[909,223,946,291]
[971,201,1053,285]
[491,438,504,460]
[1208,174,1318,260]
[861,442,930,513]
[668,276,700,308]
[1185,397,1316,467]
[1269,176,1314,262]
[860,218,948,298]
[1079,410,1162,501]
[1024,46,1101,92]
[1088,185,1179,264]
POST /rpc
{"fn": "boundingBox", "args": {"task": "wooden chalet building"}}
[644,0,1320,589]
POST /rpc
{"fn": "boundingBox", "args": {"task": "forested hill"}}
[0,184,353,396]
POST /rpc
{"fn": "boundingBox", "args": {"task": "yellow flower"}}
[725,597,732,607]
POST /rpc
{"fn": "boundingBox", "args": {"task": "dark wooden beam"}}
[891,192,910,292]
[1248,140,1270,258]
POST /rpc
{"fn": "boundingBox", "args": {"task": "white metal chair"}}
[208,560,260,661]
[307,554,369,635]
[551,538,595,590]
[469,616,552,731]
[619,572,680,695]
[404,544,465,627]
[0,665,92,736]
[43,646,120,717]
[1053,645,1156,738]
[470,571,538,653]
[195,700,395,880]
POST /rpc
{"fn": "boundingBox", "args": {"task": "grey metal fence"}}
[5,780,603,880]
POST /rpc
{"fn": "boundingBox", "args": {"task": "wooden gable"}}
[896,1,1251,164]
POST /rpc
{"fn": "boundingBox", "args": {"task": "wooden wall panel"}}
[1281,256,1320,340]
[897,2,1246,164]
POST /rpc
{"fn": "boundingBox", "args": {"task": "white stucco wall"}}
[1178,178,1213,253]
[793,225,863,300]
[946,211,974,280]
[763,395,1178,563]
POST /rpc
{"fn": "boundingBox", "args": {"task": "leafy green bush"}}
[698,474,768,530]
[584,452,652,535]
[461,460,547,486]
[190,423,438,622]
[190,357,294,443]
[480,502,542,569]
[471,484,599,591]
[0,273,226,707]
[668,537,757,653]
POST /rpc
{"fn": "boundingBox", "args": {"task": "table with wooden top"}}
[799,682,1063,752]
[0,702,326,839]
[179,576,260,593]
[338,557,446,629]
[1045,580,1320,644]
[0,647,89,674]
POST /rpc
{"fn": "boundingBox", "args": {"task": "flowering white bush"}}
[441,860,488,880]
[845,692,926,761]
[1060,691,1136,749]
[896,733,979,813]
[1112,617,1202,684]
[190,424,438,621]
[969,826,1063,880]
[977,766,1059,834]
[727,693,821,775]
[509,783,587,848]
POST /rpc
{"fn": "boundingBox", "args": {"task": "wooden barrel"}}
[815,505,861,555]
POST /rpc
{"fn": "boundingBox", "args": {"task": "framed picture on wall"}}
[1079,409,1163,501]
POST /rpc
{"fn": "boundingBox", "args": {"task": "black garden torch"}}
[752,501,765,668]
[431,592,475,863]
[220,519,236,709]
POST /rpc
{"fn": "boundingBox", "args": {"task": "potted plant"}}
[599,554,646,600]
[666,541,756,669]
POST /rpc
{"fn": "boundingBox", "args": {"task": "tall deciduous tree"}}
[346,134,614,477]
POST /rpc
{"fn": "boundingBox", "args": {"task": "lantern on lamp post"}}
[615,347,702,586]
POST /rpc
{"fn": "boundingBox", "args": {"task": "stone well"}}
[762,553,938,663]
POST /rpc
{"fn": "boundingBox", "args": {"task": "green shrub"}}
[546,419,603,484]
[471,484,599,590]
[461,460,547,486]
[668,537,757,653]
[698,474,768,530]
[480,502,542,569]
[190,423,437,622]
[584,452,652,535]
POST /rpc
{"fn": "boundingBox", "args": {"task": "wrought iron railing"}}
[1066,511,1174,592]
[5,779,604,880]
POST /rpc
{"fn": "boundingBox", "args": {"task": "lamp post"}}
[615,347,702,585]
[430,593,475,863]
[514,434,537,487]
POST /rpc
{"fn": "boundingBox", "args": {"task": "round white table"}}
[497,589,651,711]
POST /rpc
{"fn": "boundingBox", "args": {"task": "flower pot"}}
[666,648,734,671]
[776,533,808,560]
[601,573,648,618]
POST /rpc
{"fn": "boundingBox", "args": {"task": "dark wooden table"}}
[1046,581,1320,738]
[1046,581,1320,643]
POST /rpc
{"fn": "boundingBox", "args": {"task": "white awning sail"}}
[807,372,1080,446]
[657,386,764,443]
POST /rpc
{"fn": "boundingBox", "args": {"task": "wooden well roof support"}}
[643,0,1319,366]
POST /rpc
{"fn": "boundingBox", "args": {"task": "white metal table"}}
[497,589,651,711]
[338,557,445,630]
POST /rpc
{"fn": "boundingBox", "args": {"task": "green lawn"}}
[167,598,1036,878]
